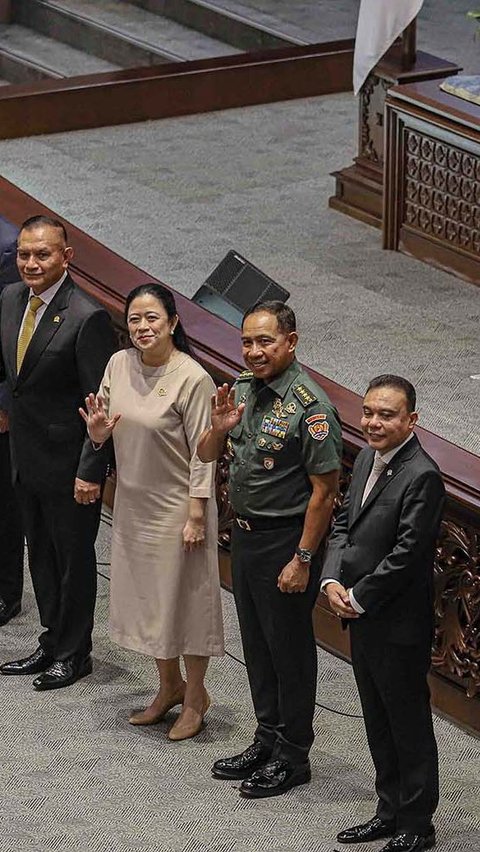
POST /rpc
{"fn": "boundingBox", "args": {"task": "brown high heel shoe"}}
[129,685,186,726]
[167,690,211,741]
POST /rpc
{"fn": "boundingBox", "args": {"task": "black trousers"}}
[231,519,320,765]
[0,432,24,605]
[16,482,102,660]
[350,623,439,835]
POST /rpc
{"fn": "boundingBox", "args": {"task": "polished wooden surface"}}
[0,39,354,139]
[384,78,480,286]
[2,175,480,733]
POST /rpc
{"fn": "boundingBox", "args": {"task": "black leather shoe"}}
[0,597,21,626]
[32,655,92,691]
[337,816,396,844]
[379,828,436,852]
[212,740,272,780]
[239,759,311,798]
[1,647,53,675]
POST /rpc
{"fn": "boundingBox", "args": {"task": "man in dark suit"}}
[322,375,444,852]
[0,215,117,689]
[0,215,24,625]
[0,215,19,286]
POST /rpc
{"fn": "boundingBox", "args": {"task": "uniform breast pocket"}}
[229,424,243,441]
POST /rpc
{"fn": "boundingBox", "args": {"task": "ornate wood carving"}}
[403,129,480,256]
[433,519,480,697]
[384,80,480,285]
[330,52,459,229]
[359,75,390,167]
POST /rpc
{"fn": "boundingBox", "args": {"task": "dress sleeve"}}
[182,370,216,498]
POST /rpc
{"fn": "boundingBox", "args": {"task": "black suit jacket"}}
[0,273,117,493]
[322,434,445,644]
[0,216,19,286]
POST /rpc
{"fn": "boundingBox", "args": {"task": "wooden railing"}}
[0,39,354,140]
[2,175,480,735]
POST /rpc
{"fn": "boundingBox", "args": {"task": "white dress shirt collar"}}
[33,270,68,306]
[377,431,414,466]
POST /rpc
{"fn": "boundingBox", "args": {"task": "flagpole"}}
[402,20,417,68]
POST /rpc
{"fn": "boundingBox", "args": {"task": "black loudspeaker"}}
[192,250,290,328]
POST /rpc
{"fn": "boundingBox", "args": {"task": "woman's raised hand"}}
[211,383,245,434]
[79,393,121,444]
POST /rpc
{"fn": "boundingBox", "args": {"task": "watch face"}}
[296,547,312,562]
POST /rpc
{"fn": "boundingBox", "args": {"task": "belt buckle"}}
[236,517,251,531]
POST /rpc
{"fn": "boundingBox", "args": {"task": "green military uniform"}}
[229,359,342,517]
[228,358,342,766]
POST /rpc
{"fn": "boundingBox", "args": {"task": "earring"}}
[170,330,174,336]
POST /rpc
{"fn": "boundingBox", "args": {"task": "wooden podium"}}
[329,22,460,229]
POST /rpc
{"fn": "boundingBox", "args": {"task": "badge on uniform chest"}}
[260,415,289,440]
[271,398,296,418]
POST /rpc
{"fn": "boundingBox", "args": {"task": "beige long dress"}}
[100,348,224,658]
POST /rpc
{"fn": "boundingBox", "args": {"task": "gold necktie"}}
[17,295,44,372]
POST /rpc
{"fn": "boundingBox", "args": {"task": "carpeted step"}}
[13,0,240,68]
[0,23,120,82]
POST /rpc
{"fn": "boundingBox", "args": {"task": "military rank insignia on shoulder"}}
[292,383,318,407]
[305,412,330,441]
[237,369,254,381]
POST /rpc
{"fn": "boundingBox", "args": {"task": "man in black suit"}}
[322,375,444,852]
[0,215,117,689]
[0,215,19,286]
[0,215,24,625]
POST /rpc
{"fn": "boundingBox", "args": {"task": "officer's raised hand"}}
[211,383,245,434]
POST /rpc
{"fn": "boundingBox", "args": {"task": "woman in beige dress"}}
[80,283,224,740]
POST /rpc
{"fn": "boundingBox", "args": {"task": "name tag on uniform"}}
[261,415,289,440]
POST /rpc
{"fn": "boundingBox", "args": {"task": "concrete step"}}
[12,0,239,69]
[0,23,120,82]
[126,0,302,49]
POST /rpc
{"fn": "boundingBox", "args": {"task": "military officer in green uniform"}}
[198,301,342,798]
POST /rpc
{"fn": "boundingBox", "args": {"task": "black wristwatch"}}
[295,546,312,564]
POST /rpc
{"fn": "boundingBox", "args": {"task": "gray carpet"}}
[0,515,479,851]
[1,1,479,452]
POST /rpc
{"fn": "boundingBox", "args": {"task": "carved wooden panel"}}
[433,518,480,697]
[403,129,480,255]
[359,74,390,166]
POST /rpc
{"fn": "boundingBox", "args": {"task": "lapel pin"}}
[387,469,393,476]
[53,316,61,323]
[157,387,167,396]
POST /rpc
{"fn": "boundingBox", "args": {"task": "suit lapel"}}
[350,434,420,527]
[350,450,373,522]
[16,277,72,383]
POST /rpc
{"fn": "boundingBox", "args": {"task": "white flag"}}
[353,0,424,95]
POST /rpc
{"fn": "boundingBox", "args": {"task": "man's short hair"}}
[20,215,68,244]
[366,374,416,413]
[242,301,296,334]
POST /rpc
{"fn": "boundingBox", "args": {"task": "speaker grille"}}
[205,253,245,296]
[202,250,289,310]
